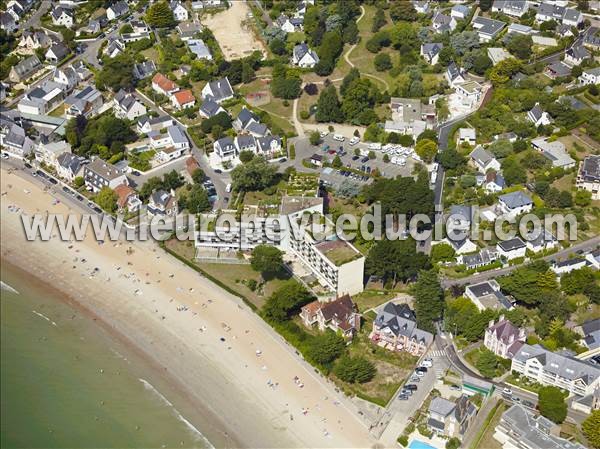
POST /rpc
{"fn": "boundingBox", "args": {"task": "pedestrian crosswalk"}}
[428,349,446,358]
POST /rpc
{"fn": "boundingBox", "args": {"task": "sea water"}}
[1,262,217,449]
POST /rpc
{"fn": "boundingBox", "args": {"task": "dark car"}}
[361,156,369,163]
[416,366,428,373]
[24,162,32,169]
[131,170,141,176]
[398,394,409,401]
[344,171,350,177]
[214,169,222,174]
[405,384,418,391]
[352,155,359,161]
[49,178,58,185]
[93,207,102,214]
[523,400,535,409]
[279,157,287,163]
[62,186,70,193]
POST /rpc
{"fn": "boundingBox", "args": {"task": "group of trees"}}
[413,270,444,333]
[363,173,434,219]
[65,115,136,158]
[145,1,176,28]
[139,170,184,200]
[250,245,284,279]
[366,239,431,286]
[271,64,302,99]
[231,157,278,192]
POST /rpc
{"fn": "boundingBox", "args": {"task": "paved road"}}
[441,235,600,288]
[22,0,51,29]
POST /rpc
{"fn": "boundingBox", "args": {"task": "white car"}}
[333,134,345,142]
[320,131,328,138]
[349,137,360,145]
[503,387,513,396]
[420,358,433,368]
[415,370,425,378]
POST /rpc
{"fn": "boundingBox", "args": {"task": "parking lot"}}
[290,134,418,189]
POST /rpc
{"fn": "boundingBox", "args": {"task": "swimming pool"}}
[409,440,438,449]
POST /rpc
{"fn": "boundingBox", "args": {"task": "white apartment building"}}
[511,344,600,397]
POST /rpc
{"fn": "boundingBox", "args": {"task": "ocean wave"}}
[138,378,215,449]
[32,310,57,327]
[1,281,19,294]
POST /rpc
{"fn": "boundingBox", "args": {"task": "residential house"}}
[432,10,457,33]
[525,230,558,253]
[245,121,269,138]
[106,1,128,21]
[17,81,65,115]
[0,12,18,33]
[459,247,498,270]
[584,27,600,50]
[53,66,79,92]
[451,4,470,20]
[455,81,483,108]
[192,0,223,9]
[507,23,533,35]
[448,205,473,233]
[149,125,189,162]
[471,17,506,43]
[152,73,179,97]
[19,30,53,50]
[137,115,174,134]
[234,134,257,154]
[170,1,189,21]
[457,128,476,146]
[171,89,196,109]
[147,189,178,216]
[576,318,600,351]
[114,184,141,213]
[413,0,429,14]
[8,55,42,83]
[576,155,600,200]
[556,23,574,38]
[45,42,69,64]
[213,136,236,161]
[292,43,319,68]
[200,76,234,103]
[198,98,225,119]
[465,280,513,311]
[496,237,527,260]
[35,139,70,166]
[428,395,477,437]
[51,6,74,28]
[276,14,303,33]
[256,135,282,157]
[492,0,529,17]
[470,146,501,172]
[421,43,444,65]
[71,60,92,82]
[64,86,103,118]
[233,107,259,131]
[536,4,583,26]
[113,90,147,120]
[484,316,526,359]
[133,60,156,80]
[545,61,572,79]
[585,248,600,270]
[309,153,323,166]
[564,45,590,67]
[56,152,85,181]
[443,236,478,255]
[511,344,600,396]
[0,123,34,158]
[78,18,100,35]
[177,21,203,40]
[445,62,466,88]
[83,158,128,192]
[187,39,212,60]
[579,67,600,86]
[531,137,575,169]
[494,405,587,449]
[484,171,506,193]
[551,258,587,275]
[121,20,151,43]
[369,302,433,356]
[103,37,125,58]
[300,295,361,338]
[527,103,552,127]
[487,47,511,65]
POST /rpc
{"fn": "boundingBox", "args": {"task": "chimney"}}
[488,319,495,328]
[499,314,505,322]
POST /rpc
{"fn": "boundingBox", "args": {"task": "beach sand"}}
[0,167,376,449]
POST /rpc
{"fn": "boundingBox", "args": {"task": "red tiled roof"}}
[113,184,135,208]
[173,89,195,105]
[152,73,178,92]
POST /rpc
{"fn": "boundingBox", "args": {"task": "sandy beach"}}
[0,167,376,449]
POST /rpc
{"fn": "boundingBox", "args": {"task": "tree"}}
[450,31,480,56]
[472,52,493,75]
[331,155,343,168]
[336,179,361,198]
[446,438,461,449]
[480,0,493,10]
[309,131,321,146]
[366,239,431,284]
[488,58,522,85]
[271,65,302,99]
[185,184,211,213]
[438,149,466,170]
[506,34,533,60]
[560,267,596,295]
[191,168,205,184]
[251,244,284,277]
[95,187,118,213]
[413,270,444,333]
[574,190,592,207]
[390,2,418,22]
[316,84,344,123]
[488,139,513,159]
[431,243,456,263]
[340,68,360,96]
[307,331,345,366]
[96,54,135,91]
[415,139,438,163]
[501,157,527,185]
[262,280,314,322]
[498,261,552,306]
[73,176,84,188]
[374,53,392,71]
[417,129,438,143]
[239,150,255,163]
[145,1,176,28]
[231,157,277,192]
[315,31,343,76]
[538,386,567,423]
[476,349,499,378]
[582,410,600,449]
[333,355,376,383]
[372,8,386,33]
[269,38,286,56]
[200,111,232,133]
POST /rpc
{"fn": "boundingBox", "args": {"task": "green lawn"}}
[352,290,395,312]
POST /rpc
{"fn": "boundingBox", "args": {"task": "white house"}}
[492,0,529,17]
[0,123,34,159]
[450,4,470,20]
[455,81,482,108]
[487,47,511,65]
[200,77,234,103]
[579,67,600,86]
[498,191,533,218]
[171,89,196,109]
[256,135,282,157]
[484,316,526,359]
[531,137,576,169]
[51,6,74,28]
[551,258,588,275]
[564,45,591,67]
[113,90,147,121]
[466,280,514,311]
[471,16,506,43]
[496,237,527,260]
[234,134,257,154]
[445,62,466,88]
[524,230,558,253]
[421,43,444,65]
[106,1,128,21]
[83,158,128,192]
[213,136,236,162]
[56,152,85,182]
[470,146,501,172]
[170,1,189,21]
[576,155,600,200]
[45,42,69,64]
[149,125,190,154]
[152,73,179,97]
[527,103,552,127]
[292,43,319,68]
[457,128,476,146]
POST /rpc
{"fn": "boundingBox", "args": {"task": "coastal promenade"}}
[0,166,376,449]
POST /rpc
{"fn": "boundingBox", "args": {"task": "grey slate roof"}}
[47,42,69,61]
[199,98,221,117]
[246,121,269,137]
[580,155,600,182]
[374,302,433,345]
[237,107,258,128]
[51,6,73,21]
[581,318,600,350]
[57,152,84,174]
[109,1,129,16]
[470,146,495,167]
[422,42,443,60]
[472,16,506,37]
[150,189,172,208]
[12,55,42,79]
[204,77,233,102]
[133,60,156,79]
[566,45,591,61]
[429,397,456,417]
[497,237,526,252]
[499,191,532,209]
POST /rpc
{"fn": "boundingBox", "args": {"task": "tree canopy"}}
[333,355,376,383]
[413,270,444,333]
[366,239,431,285]
[250,245,284,277]
[145,1,176,28]
[262,280,314,322]
[538,386,567,424]
[231,157,277,192]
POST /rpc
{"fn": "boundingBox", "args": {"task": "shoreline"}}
[0,258,230,449]
[0,167,376,449]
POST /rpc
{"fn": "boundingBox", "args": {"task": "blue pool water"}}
[409,440,438,449]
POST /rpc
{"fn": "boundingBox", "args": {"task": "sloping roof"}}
[133,60,156,79]
[319,295,356,322]
[429,397,456,417]
[470,146,495,167]
[499,191,532,209]
[85,158,123,181]
[114,184,136,208]
[566,45,591,60]
[12,55,42,78]
[199,98,222,117]
[580,155,600,182]
[204,77,233,102]
[173,89,195,105]
[56,152,83,173]
[497,237,526,252]
[152,73,178,92]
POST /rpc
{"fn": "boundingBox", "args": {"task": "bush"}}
[397,435,409,447]
[333,355,376,383]
[300,110,310,120]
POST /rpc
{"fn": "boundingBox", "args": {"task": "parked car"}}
[502,387,512,396]
[333,134,345,142]
[450,384,461,391]
[415,370,425,378]
[352,155,360,161]
[523,400,535,409]
[214,169,222,174]
[420,358,433,368]
[320,131,328,138]
[404,384,417,391]
[416,366,428,373]
[398,394,409,401]
[349,137,359,145]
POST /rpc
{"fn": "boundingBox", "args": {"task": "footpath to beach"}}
[0,167,376,449]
